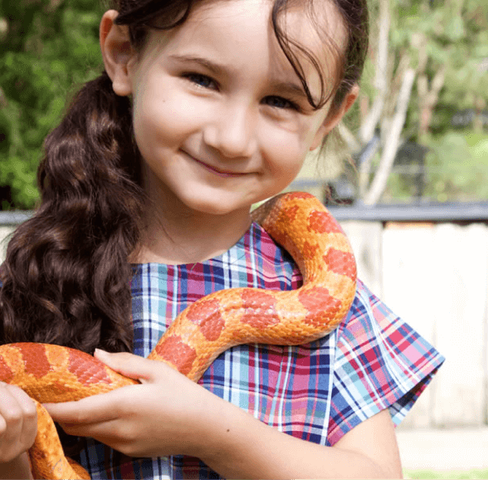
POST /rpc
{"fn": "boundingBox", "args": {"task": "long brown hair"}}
[0,0,368,354]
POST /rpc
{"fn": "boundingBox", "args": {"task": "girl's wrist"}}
[184,388,236,459]
[0,453,33,480]
[191,395,270,478]
[184,388,233,460]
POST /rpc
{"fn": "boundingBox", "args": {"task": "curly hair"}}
[0,0,368,354]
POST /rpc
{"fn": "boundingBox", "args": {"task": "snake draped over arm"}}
[0,192,357,480]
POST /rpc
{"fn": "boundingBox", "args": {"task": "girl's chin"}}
[172,188,256,217]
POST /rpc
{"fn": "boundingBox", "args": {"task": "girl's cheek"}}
[144,93,214,136]
[263,124,309,160]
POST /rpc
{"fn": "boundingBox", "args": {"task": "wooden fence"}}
[339,217,488,429]
[1,204,487,429]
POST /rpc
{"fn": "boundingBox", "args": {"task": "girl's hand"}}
[0,383,36,479]
[0,383,37,463]
[44,350,402,479]
[43,350,217,459]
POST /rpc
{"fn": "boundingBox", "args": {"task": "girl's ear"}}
[100,10,135,97]
[309,84,359,151]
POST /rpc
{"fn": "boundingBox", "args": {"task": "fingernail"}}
[94,348,109,357]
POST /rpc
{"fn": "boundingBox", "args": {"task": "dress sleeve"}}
[327,279,445,445]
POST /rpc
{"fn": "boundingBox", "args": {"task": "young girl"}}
[0,0,444,478]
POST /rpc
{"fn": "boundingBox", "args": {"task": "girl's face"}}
[106,0,352,218]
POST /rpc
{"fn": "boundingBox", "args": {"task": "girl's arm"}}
[200,397,402,478]
[45,351,402,479]
[0,384,36,480]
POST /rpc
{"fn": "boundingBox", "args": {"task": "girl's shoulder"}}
[327,278,445,444]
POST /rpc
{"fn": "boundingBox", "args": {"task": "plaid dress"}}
[72,222,444,479]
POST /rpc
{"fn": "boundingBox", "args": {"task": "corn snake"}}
[0,192,357,479]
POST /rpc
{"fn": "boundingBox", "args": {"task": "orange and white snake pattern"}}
[0,192,357,479]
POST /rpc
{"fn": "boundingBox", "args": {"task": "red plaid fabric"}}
[68,223,444,479]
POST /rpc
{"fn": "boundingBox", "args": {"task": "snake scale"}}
[0,192,357,479]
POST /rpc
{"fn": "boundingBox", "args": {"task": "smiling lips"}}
[186,152,247,178]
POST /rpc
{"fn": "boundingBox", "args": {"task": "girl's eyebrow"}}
[167,54,226,76]
[269,81,309,101]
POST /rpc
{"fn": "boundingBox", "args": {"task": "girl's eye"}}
[184,73,216,89]
[263,96,299,111]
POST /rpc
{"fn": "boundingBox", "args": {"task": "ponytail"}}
[0,72,144,354]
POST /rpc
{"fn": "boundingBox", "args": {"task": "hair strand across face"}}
[0,0,368,355]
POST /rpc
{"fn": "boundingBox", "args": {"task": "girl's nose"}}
[203,102,257,159]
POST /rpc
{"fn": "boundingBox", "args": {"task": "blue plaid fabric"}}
[70,222,444,479]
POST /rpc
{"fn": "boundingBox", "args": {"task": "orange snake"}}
[0,192,357,479]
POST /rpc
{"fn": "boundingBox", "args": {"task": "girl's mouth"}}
[185,151,246,178]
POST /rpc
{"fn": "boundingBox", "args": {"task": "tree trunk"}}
[362,68,416,205]
[359,0,390,144]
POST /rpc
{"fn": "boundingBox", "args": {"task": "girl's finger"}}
[43,397,114,425]
[94,349,156,382]
[3,384,37,416]
[0,384,37,461]
[43,387,142,449]
[0,384,21,439]
[6,385,38,446]
[94,349,175,384]
[55,417,126,446]
[44,384,139,424]
[0,384,36,429]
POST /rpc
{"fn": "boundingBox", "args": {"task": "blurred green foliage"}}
[424,132,488,202]
[0,0,103,209]
[384,132,488,203]
[0,0,487,208]
[363,0,488,203]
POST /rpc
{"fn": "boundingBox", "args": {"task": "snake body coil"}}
[0,192,357,479]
